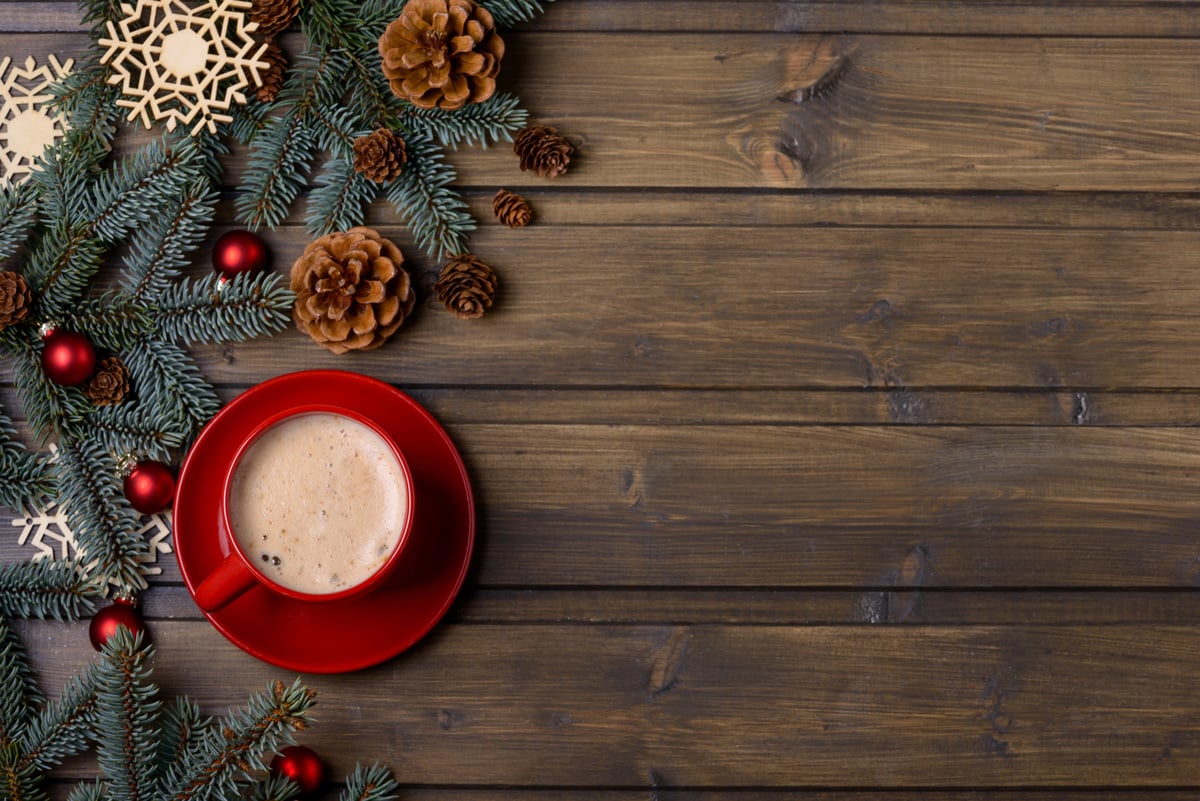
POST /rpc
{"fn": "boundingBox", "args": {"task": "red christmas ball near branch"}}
[41,328,96,386]
[89,598,146,650]
[123,460,176,514]
[213,230,269,279]
[271,746,328,796]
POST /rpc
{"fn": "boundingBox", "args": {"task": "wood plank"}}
[9,1,1200,37]
[5,33,1200,191]
[20,620,1200,787]
[4,424,1200,588]
[173,225,1200,390]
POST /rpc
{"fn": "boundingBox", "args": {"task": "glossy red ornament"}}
[89,598,146,650]
[212,230,269,279]
[271,746,327,796]
[124,460,176,514]
[41,328,96,386]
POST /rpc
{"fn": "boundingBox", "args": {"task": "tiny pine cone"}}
[0,271,32,330]
[255,42,287,103]
[514,125,573,178]
[250,0,300,37]
[492,189,532,228]
[83,356,132,407]
[434,255,498,320]
[353,129,407,183]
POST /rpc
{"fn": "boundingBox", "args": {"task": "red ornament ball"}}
[89,599,146,650]
[41,328,96,386]
[271,746,328,796]
[212,230,269,279]
[124,460,176,514]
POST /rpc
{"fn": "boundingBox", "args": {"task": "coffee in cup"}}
[193,406,415,612]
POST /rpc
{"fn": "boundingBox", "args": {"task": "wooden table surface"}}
[4,1,1200,798]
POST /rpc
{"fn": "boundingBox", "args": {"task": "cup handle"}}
[193,554,257,612]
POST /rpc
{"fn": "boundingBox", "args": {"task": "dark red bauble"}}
[212,230,269,279]
[271,746,328,796]
[41,329,96,386]
[124,460,176,514]
[89,599,146,650]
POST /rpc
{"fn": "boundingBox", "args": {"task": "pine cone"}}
[84,356,131,407]
[514,125,573,178]
[434,255,497,319]
[353,129,407,183]
[255,41,287,103]
[250,0,300,37]
[492,189,532,228]
[378,0,505,111]
[290,227,416,354]
[0,271,31,330]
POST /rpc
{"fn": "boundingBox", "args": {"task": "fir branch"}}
[87,404,187,464]
[155,697,209,785]
[308,105,367,160]
[122,339,219,439]
[82,135,205,245]
[55,437,147,594]
[235,115,317,231]
[66,781,107,801]
[152,273,294,346]
[0,757,45,801]
[9,337,90,444]
[385,132,474,260]
[94,628,160,801]
[121,181,218,303]
[306,159,379,237]
[19,655,100,772]
[161,679,316,801]
[0,408,53,515]
[299,1,394,126]
[0,561,99,622]
[23,220,105,320]
[403,93,528,150]
[340,763,400,801]
[0,615,40,750]
[245,773,301,801]
[230,100,271,146]
[480,0,553,27]
[0,182,39,263]
[61,294,154,352]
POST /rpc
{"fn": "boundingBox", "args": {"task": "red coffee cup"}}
[193,404,415,612]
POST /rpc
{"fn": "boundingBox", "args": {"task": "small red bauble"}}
[41,328,96,386]
[89,598,146,650]
[271,746,327,796]
[212,230,269,279]
[123,460,176,514]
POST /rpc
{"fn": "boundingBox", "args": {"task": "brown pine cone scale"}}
[514,125,573,178]
[492,189,532,228]
[250,0,300,37]
[434,255,498,319]
[84,356,132,406]
[255,41,287,103]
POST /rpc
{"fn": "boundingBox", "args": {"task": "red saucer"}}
[174,371,474,673]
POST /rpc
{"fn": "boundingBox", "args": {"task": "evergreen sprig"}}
[480,0,551,27]
[403,93,529,150]
[385,132,475,260]
[0,182,39,261]
[0,409,53,515]
[94,628,160,801]
[341,762,401,801]
[0,560,99,621]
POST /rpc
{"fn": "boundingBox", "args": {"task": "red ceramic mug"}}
[193,404,416,612]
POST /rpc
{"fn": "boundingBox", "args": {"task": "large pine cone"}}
[492,189,532,228]
[378,0,505,111]
[255,41,287,103]
[291,227,416,354]
[434,255,497,319]
[0,271,31,330]
[250,0,300,37]
[353,129,407,183]
[514,125,573,178]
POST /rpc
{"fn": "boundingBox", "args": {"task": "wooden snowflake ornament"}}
[0,55,73,186]
[99,0,269,135]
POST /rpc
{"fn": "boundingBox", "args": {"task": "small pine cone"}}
[514,125,573,178]
[291,227,416,354]
[255,41,287,103]
[0,271,31,330]
[84,356,131,407]
[378,0,504,111]
[434,255,497,320]
[353,129,407,183]
[492,189,532,228]
[250,0,300,37]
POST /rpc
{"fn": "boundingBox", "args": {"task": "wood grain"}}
[21,620,1200,788]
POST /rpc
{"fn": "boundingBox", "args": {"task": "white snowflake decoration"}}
[99,0,269,135]
[9,445,173,585]
[0,55,73,186]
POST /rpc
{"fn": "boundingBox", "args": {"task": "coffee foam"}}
[228,412,408,595]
